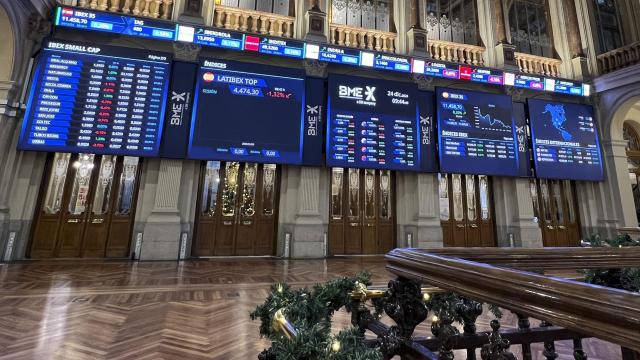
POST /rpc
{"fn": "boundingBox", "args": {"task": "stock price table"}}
[19,40,171,156]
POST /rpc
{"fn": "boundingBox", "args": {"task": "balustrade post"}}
[456,298,482,360]
[161,0,172,19]
[79,0,88,7]
[109,0,120,12]
[142,0,152,17]
[132,0,142,15]
[276,20,284,37]
[516,313,532,360]
[540,321,559,360]
[480,320,516,360]
[151,0,161,18]
[431,312,456,360]
[572,339,587,360]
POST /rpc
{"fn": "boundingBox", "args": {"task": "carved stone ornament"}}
[172,43,202,61]
[504,86,524,102]
[28,14,52,41]
[412,74,434,91]
[303,59,328,78]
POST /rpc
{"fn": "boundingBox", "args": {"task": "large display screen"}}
[188,58,306,164]
[528,100,603,181]
[326,74,431,171]
[437,88,520,176]
[19,39,171,156]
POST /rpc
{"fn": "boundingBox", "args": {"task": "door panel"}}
[30,154,139,259]
[105,157,141,257]
[329,168,396,255]
[440,173,496,247]
[193,162,279,256]
[531,179,580,247]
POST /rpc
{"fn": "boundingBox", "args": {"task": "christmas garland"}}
[580,234,640,292]
[250,272,383,360]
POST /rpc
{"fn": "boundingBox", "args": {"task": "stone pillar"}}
[492,178,542,248]
[406,0,429,58]
[140,159,184,260]
[512,178,543,247]
[304,1,328,42]
[415,173,442,248]
[602,140,638,231]
[178,0,204,24]
[291,167,326,257]
[562,0,590,80]
[492,0,517,70]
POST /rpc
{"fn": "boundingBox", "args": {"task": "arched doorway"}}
[623,122,640,225]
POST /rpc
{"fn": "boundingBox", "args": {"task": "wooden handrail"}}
[385,248,640,352]
[408,247,640,270]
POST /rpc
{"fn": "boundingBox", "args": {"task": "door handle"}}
[67,219,81,223]
[366,224,375,227]
[558,225,566,230]
[91,218,104,224]
[456,224,465,228]
[241,220,252,225]
[223,220,233,226]
[349,222,359,227]
[547,225,554,229]
[470,224,478,228]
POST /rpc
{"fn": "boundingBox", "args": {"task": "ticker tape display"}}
[55,6,590,97]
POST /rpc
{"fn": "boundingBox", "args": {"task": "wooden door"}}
[329,168,396,255]
[192,161,279,256]
[29,153,140,258]
[530,179,580,247]
[440,173,496,247]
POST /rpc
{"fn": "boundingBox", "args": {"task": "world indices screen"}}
[188,58,306,164]
[18,40,171,156]
[528,99,603,181]
[437,88,521,176]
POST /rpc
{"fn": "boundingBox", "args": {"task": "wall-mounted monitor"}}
[18,39,172,156]
[528,99,603,181]
[326,74,436,172]
[437,87,521,176]
[188,58,306,164]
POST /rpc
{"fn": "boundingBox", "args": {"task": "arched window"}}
[330,0,392,32]
[421,0,479,45]
[507,0,553,57]
[593,0,623,53]
[218,0,294,16]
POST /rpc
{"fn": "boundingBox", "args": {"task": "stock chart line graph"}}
[474,107,511,132]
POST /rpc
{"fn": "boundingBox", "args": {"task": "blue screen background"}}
[528,99,604,181]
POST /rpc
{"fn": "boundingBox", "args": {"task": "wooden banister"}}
[407,247,640,270]
[385,248,640,352]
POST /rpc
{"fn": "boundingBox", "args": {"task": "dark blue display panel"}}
[417,91,439,173]
[19,39,171,156]
[55,7,177,41]
[188,59,306,164]
[302,77,326,166]
[326,74,425,171]
[160,61,198,159]
[528,100,603,181]
[437,88,520,176]
[513,102,533,177]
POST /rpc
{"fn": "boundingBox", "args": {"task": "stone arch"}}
[0,4,15,84]
[605,91,640,143]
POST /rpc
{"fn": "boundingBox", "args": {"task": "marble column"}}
[602,140,638,231]
[292,167,326,257]
[415,173,443,248]
[141,159,184,260]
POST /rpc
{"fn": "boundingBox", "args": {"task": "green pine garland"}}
[580,234,640,293]
[250,272,383,360]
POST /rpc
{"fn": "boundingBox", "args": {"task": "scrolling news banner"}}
[437,87,523,177]
[18,39,172,157]
[188,58,309,165]
[326,74,437,172]
[528,99,604,181]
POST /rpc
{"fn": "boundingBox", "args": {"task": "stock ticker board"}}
[188,58,306,164]
[528,99,604,181]
[437,87,522,177]
[18,40,171,156]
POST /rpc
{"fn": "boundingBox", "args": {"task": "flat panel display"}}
[19,39,171,156]
[528,99,603,181]
[326,74,429,171]
[55,7,177,41]
[437,88,520,176]
[160,61,198,159]
[188,58,306,164]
